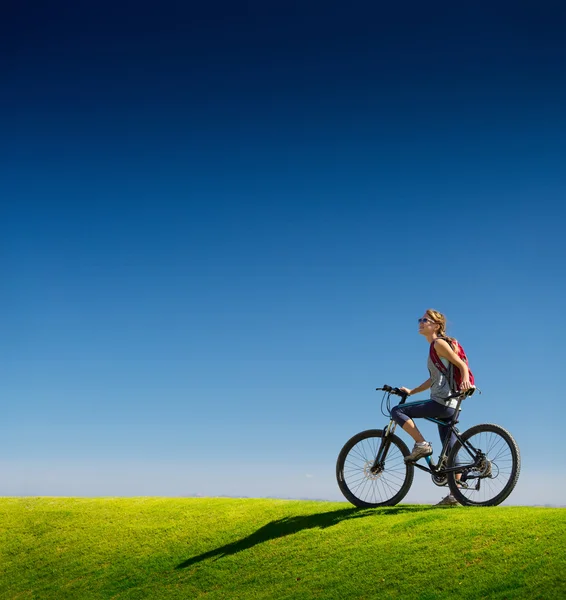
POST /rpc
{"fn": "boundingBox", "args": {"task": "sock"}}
[416,441,429,446]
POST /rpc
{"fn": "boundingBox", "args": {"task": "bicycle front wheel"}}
[447,423,520,507]
[336,429,414,508]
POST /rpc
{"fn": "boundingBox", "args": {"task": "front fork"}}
[371,421,397,471]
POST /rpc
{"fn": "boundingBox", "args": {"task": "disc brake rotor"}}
[364,461,383,480]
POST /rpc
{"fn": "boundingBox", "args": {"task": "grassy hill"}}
[1,497,564,599]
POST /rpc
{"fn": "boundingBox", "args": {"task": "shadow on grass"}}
[176,504,434,569]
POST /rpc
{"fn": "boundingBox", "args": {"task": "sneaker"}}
[405,442,433,462]
[435,494,460,506]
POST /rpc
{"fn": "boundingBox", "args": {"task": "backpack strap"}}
[429,338,456,392]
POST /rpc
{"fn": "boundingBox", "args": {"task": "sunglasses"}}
[418,318,435,324]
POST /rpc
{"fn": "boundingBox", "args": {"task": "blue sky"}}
[1,1,565,504]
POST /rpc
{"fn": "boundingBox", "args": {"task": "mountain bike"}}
[336,385,520,507]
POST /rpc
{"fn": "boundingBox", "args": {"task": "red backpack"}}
[429,337,475,393]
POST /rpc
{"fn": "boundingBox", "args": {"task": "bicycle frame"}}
[373,391,485,479]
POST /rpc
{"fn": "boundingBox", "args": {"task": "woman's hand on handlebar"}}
[399,387,411,396]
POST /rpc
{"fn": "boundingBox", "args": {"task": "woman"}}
[391,309,472,506]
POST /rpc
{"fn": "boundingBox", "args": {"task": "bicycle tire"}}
[336,429,414,508]
[446,423,520,507]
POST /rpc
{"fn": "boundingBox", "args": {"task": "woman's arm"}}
[400,378,431,396]
[434,339,472,390]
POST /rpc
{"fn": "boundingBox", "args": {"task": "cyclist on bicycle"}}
[392,309,472,504]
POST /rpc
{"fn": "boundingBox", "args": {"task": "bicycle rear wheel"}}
[336,429,414,508]
[447,423,520,507]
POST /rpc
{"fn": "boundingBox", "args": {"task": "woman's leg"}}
[391,400,433,443]
[437,420,458,455]
[391,400,448,461]
[401,418,427,443]
[436,414,462,486]
[392,400,456,447]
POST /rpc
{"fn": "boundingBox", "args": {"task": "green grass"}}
[1,498,564,599]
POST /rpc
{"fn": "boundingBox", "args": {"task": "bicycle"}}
[336,385,520,507]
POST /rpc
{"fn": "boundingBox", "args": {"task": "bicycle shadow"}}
[175,504,433,569]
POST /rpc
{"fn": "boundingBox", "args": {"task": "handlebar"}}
[376,385,408,398]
